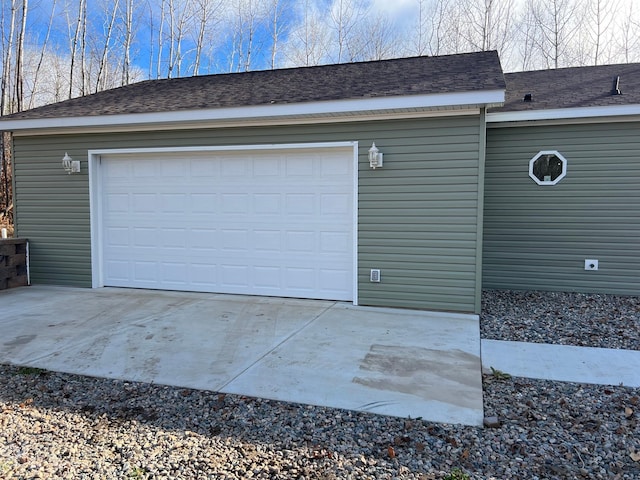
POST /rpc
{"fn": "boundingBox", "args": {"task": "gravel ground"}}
[1,290,639,479]
[481,290,640,350]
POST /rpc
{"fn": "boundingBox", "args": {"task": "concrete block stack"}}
[0,239,28,290]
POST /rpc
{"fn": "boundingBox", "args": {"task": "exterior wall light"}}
[368,142,383,169]
[62,152,81,174]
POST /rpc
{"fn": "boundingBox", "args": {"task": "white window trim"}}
[88,141,360,305]
[528,150,567,186]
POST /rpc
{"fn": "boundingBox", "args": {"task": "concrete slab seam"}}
[217,302,338,392]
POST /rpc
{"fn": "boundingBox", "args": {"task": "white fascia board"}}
[1,89,505,132]
[487,104,640,124]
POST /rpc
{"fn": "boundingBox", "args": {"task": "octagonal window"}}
[529,150,567,185]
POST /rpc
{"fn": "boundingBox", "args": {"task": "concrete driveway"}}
[0,286,483,426]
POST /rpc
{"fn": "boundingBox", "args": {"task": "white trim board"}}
[4,89,504,133]
[487,104,640,124]
[10,108,484,137]
[89,142,360,305]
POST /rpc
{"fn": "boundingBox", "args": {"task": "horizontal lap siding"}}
[12,145,90,286]
[358,116,481,312]
[13,115,482,312]
[484,122,640,295]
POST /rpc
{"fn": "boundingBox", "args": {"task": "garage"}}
[3,52,509,312]
[93,145,356,301]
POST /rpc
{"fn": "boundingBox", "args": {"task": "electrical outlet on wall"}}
[584,259,598,271]
[370,269,381,282]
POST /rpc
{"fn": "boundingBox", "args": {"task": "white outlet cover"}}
[584,259,598,271]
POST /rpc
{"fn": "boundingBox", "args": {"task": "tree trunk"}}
[30,0,57,109]
[14,0,27,112]
[2,1,17,115]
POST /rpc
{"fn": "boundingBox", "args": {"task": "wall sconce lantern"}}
[368,142,383,169]
[62,152,81,174]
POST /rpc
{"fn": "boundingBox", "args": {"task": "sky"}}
[7,0,640,108]
[19,0,640,70]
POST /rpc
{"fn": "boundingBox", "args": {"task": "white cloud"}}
[366,0,417,32]
[368,0,417,17]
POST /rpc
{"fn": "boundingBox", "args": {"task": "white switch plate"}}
[584,259,598,271]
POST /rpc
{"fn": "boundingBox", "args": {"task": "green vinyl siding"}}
[484,121,640,295]
[13,115,483,312]
[358,115,483,312]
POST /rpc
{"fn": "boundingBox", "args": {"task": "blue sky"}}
[9,0,640,95]
[18,0,429,77]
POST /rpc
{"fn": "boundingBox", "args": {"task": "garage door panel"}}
[105,227,129,247]
[132,194,157,213]
[321,194,351,215]
[161,262,188,283]
[321,155,351,175]
[100,148,354,300]
[220,229,249,251]
[191,264,217,285]
[133,261,158,282]
[220,264,249,287]
[106,193,129,212]
[105,260,129,281]
[254,266,281,288]
[286,157,313,176]
[252,230,281,251]
[191,194,217,213]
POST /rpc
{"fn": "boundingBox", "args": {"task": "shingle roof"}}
[6,51,504,121]
[494,62,640,112]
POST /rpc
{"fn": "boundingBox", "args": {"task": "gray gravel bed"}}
[1,365,639,479]
[481,290,640,350]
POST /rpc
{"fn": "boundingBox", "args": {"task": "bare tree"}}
[616,1,640,63]
[226,0,266,72]
[523,0,583,69]
[0,2,18,229]
[95,0,120,93]
[584,0,619,65]
[437,0,469,55]
[29,0,57,108]
[267,0,286,69]
[167,0,191,77]
[189,0,223,75]
[328,0,367,63]
[411,0,429,56]
[281,0,329,66]
[121,0,134,84]
[149,0,192,78]
[80,0,88,94]
[0,131,11,228]
[515,2,538,71]
[428,0,451,56]
[14,0,27,112]
[155,0,166,78]
[1,1,18,115]
[67,0,88,97]
[414,0,466,57]
[461,0,517,51]
[351,11,401,61]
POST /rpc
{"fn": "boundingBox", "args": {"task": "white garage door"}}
[99,147,354,301]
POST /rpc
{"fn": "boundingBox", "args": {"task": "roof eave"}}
[487,104,640,124]
[1,89,505,133]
